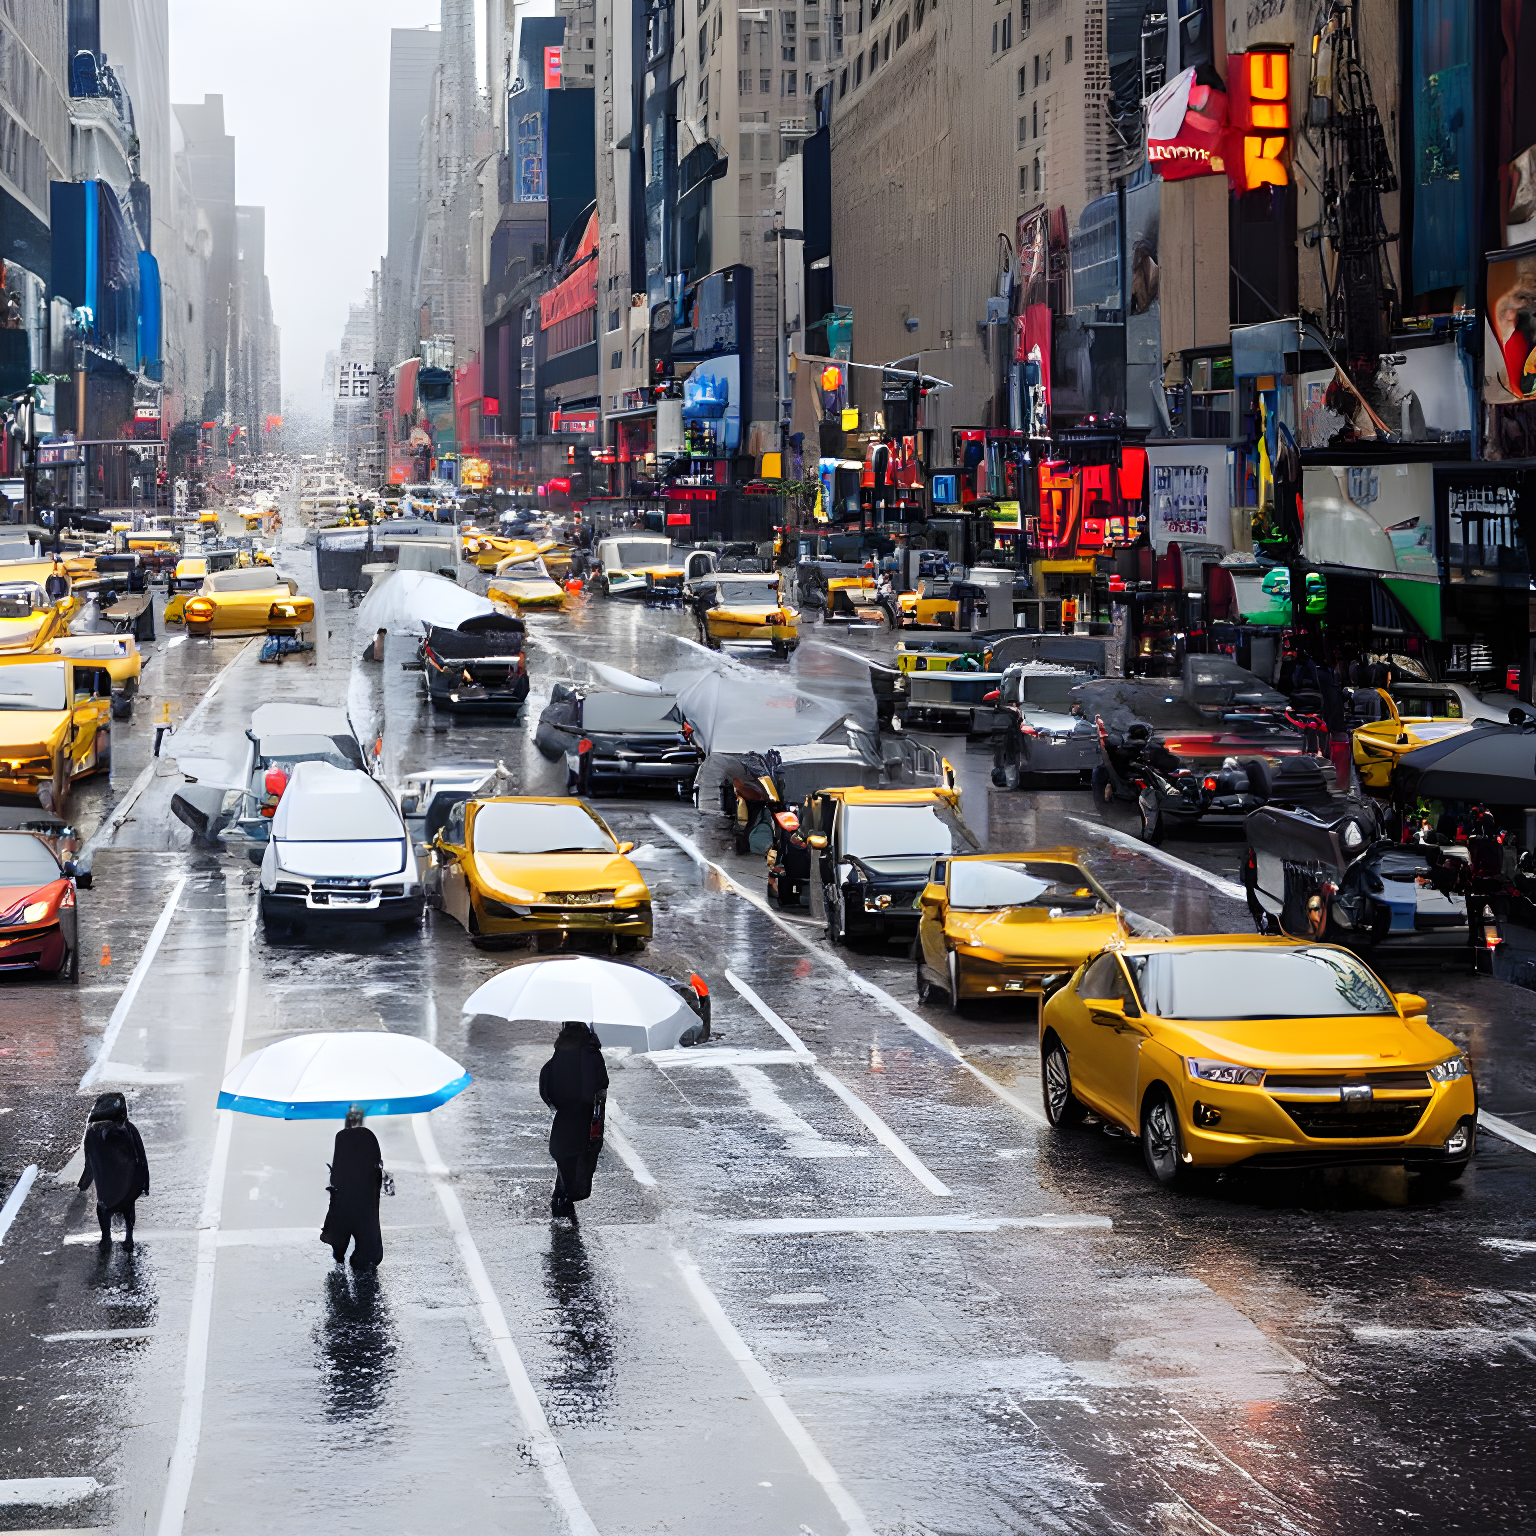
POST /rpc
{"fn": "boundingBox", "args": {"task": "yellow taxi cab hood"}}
[0,709,68,755]
[950,907,1123,951]
[1167,1012,1453,1070]
[474,850,643,897]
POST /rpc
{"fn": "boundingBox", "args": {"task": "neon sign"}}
[1227,49,1291,193]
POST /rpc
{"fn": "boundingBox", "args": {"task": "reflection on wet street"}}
[0,495,1533,1536]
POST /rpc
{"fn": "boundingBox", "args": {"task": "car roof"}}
[467,795,594,808]
[1111,935,1356,957]
[253,703,355,740]
[949,848,1084,865]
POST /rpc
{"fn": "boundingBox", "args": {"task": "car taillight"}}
[578,738,593,754]
[682,722,693,739]
[774,811,799,832]
[1202,776,1217,793]
[690,972,708,998]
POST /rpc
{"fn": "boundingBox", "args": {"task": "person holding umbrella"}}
[539,1022,608,1221]
[78,1092,150,1249]
[321,1106,385,1269]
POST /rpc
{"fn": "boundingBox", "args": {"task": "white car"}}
[259,761,423,937]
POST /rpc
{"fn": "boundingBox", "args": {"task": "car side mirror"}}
[806,834,828,850]
[617,840,635,854]
[1089,998,1126,1023]
[1395,991,1427,1016]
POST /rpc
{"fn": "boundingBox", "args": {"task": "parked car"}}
[49,634,141,719]
[258,761,423,937]
[426,795,651,949]
[0,829,90,981]
[991,665,1100,787]
[419,612,529,716]
[535,684,702,796]
[690,572,800,655]
[488,555,567,611]
[800,786,979,944]
[0,655,112,812]
[915,850,1128,1008]
[182,568,315,638]
[1039,936,1477,1184]
[0,578,73,653]
[592,538,713,600]
[398,761,499,844]
[896,578,989,630]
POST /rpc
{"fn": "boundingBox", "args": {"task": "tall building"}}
[379,25,439,378]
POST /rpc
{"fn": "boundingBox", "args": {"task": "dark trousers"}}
[97,1200,135,1240]
[553,1142,603,1205]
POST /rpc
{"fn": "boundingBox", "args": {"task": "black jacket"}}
[539,1030,609,1161]
[78,1120,149,1210]
[320,1126,384,1263]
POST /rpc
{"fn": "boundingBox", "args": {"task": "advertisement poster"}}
[1485,249,1536,403]
[1153,463,1208,540]
[1301,463,1436,577]
[1432,464,1535,585]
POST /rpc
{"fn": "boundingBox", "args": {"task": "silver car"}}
[991,664,1100,788]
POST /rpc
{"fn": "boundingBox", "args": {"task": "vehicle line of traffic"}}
[411,1112,601,1536]
[1063,815,1248,902]
[723,967,951,1194]
[78,872,187,1091]
[155,894,254,1536]
[650,814,1052,1128]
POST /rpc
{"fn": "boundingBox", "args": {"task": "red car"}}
[0,831,88,981]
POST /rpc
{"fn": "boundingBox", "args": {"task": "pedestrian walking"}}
[320,1105,385,1269]
[538,1021,608,1220]
[77,1092,149,1249]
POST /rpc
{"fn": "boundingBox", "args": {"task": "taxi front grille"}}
[546,890,615,906]
[1281,1100,1429,1139]
[1264,1071,1432,1091]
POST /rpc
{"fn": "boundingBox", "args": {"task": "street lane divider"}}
[601,1096,657,1186]
[672,1248,876,1536]
[0,1164,38,1254]
[1479,1110,1536,1156]
[79,873,188,1091]
[412,1113,600,1536]
[155,892,255,1536]
[651,817,1050,1128]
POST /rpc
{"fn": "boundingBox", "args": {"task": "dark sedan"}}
[535,684,703,797]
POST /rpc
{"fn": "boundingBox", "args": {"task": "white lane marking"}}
[63,1225,428,1248]
[1483,1237,1536,1255]
[673,1248,875,1536]
[647,1047,814,1068]
[80,638,254,862]
[807,1069,952,1196]
[601,1096,657,1187]
[724,972,950,1191]
[0,1164,38,1251]
[725,969,814,1056]
[1063,816,1248,903]
[43,1327,157,1342]
[651,818,1050,1127]
[1480,1110,1536,1156]
[155,894,255,1536]
[730,1065,867,1159]
[412,1114,599,1536]
[79,874,188,1090]
[729,1213,1112,1235]
[0,1477,100,1507]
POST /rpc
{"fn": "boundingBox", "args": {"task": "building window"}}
[1020,0,1029,33]
[915,0,924,26]
[1001,13,1010,47]
[1017,64,1026,95]
[855,52,863,81]
[806,70,813,92]
[608,308,621,331]
[1064,33,1071,63]
[761,67,771,89]
[1032,52,1039,85]
[991,20,997,52]
[611,350,622,368]
[895,13,908,45]
[1044,48,1050,79]
[1033,155,1040,189]
[809,34,822,58]
[700,72,709,101]
[1017,114,1027,145]
[840,65,848,93]
[741,68,752,90]
[1019,164,1028,194]
[782,12,797,58]
[1032,99,1037,136]
[883,28,889,57]
[856,0,864,29]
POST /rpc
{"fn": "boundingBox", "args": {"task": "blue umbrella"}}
[218,1032,471,1120]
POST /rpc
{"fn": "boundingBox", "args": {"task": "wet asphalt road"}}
[0,509,1534,1534]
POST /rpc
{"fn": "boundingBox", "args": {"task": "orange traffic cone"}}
[100,943,111,967]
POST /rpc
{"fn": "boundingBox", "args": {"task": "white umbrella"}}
[356,569,493,635]
[217,1032,471,1120]
[461,956,699,1053]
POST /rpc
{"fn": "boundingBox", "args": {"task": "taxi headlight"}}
[1428,1054,1470,1083]
[21,900,50,923]
[1186,1057,1264,1087]
[615,882,649,901]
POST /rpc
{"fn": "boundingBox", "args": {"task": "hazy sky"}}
[168,0,443,426]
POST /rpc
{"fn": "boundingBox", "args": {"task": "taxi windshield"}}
[842,804,955,865]
[501,561,547,580]
[717,582,780,605]
[1396,692,1462,719]
[1123,947,1394,1020]
[614,540,672,568]
[0,663,67,711]
[949,860,1104,911]
[472,802,614,855]
[0,835,60,885]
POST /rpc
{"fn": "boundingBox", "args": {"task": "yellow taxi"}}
[696,574,799,655]
[593,536,687,599]
[463,533,535,571]
[164,557,208,623]
[1352,689,1474,791]
[197,510,222,528]
[488,555,567,611]
[0,654,113,811]
[822,574,888,624]
[49,635,142,716]
[897,579,967,628]
[0,576,74,654]
[1040,935,1478,1185]
[430,796,651,949]
[182,569,314,638]
[916,850,1128,1007]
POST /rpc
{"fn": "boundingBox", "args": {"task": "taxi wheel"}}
[1141,1087,1188,1186]
[1040,1037,1085,1127]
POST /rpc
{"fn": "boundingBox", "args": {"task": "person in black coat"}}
[78,1092,149,1249]
[320,1106,385,1268]
[539,1022,608,1220]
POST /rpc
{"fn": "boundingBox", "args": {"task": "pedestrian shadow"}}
[315,1265,397,1433]
[540,1223,614,1427]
